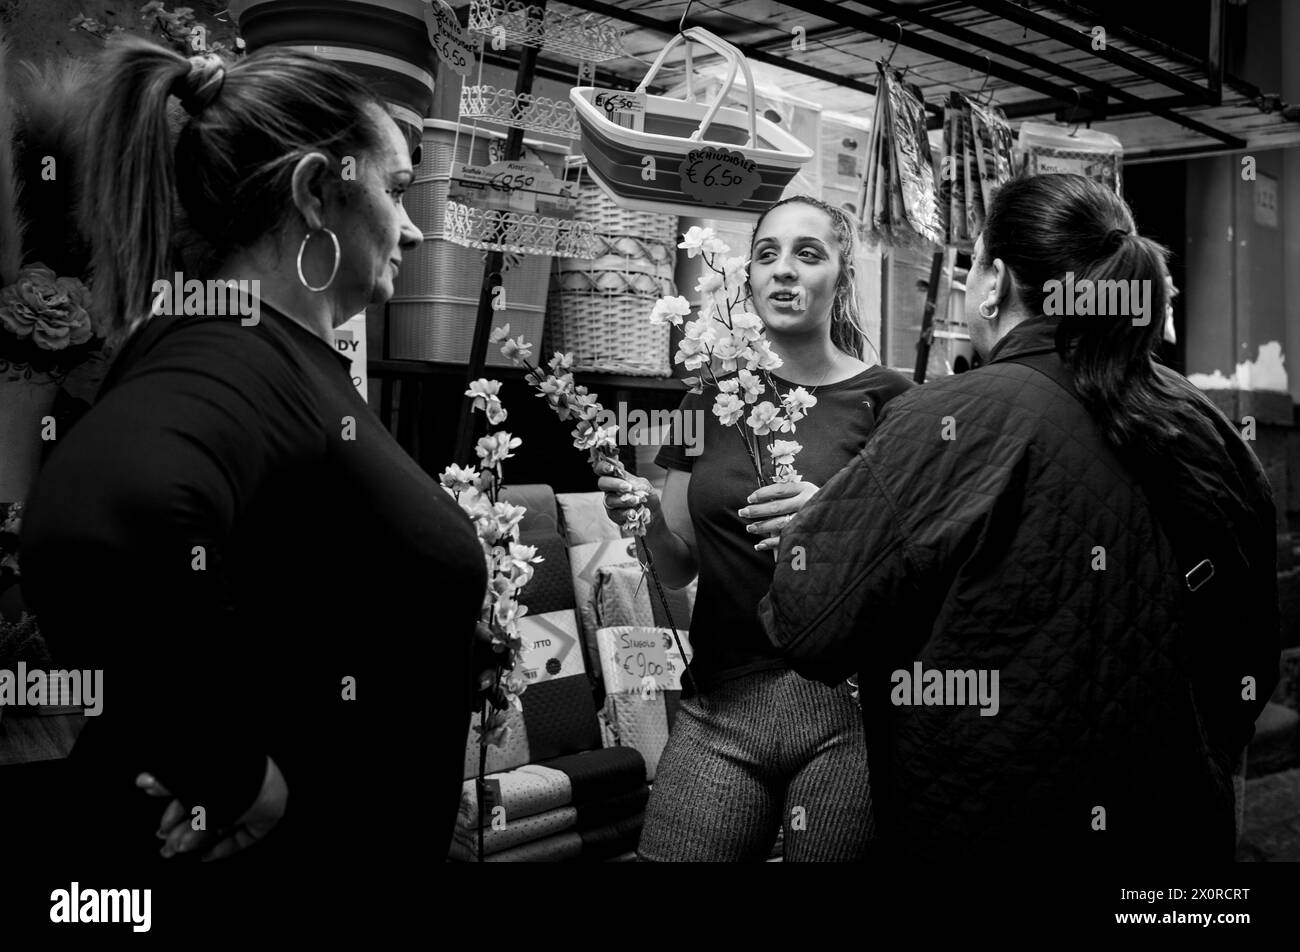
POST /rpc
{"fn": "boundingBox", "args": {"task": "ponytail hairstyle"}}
[81,36,389,342]
[748,194,878,362]
[979,172,1223,467]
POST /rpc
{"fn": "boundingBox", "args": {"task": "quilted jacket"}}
[759,316,1279,861]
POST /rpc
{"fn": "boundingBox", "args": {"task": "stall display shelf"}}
[459,85,581,139]
[467,0,624,62]
[443,200,599,258]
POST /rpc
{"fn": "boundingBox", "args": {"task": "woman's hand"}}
[136,755,288,862]
[593,458,655,530]
[738,481,821,552]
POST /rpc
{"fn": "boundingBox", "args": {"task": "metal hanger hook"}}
[884,21,903,67]
[1068,87,1082,136]
[678,0,695,34]
[976,54,991,104]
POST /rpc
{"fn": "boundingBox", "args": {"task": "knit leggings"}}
[636,666,874,862]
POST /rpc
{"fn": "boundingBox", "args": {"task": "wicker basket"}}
[545,290,672,377]
[543,181,680,376]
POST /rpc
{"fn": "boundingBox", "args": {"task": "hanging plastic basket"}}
[570,27,814,221]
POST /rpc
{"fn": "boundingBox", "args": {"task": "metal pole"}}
[913,250,945,384]
[452,1,549,465]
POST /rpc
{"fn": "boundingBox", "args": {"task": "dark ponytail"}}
[980,173,1226,468]
[81,36,387,341]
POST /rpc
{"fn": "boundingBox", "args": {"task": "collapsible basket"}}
[570,27,813,221]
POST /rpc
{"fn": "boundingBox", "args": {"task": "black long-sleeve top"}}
[20,305,485,864]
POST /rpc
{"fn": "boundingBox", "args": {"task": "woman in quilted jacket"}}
[596,196,913,861]
[760,173,1279,861]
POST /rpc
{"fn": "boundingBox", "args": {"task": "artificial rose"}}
[0,265,95,351]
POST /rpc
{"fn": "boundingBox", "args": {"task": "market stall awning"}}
[499,0,1300,161]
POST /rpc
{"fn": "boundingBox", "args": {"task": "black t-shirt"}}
[19,305,486,869]
[655,365,913,688]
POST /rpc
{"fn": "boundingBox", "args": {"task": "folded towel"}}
[449,804,578,861]
[457,764,572,830]
[541,747,646,805]
[482,830,583,863]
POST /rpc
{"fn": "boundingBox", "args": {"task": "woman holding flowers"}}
[597,196,913,861]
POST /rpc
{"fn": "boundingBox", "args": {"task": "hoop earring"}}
[297,227,340,293]
[978,300,998,321]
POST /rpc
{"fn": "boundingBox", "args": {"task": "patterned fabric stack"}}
[454,485,648,861]
[449,747,648,862]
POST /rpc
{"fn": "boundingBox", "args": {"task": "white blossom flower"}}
[674,318,717,372]
[465,378,507,425]
[746,401,789,436]
[750,338,784,372]
[694,270,724,296]
[782,386,819,424]
[679,226,727,259]
[489,324,511,342]
[439,463,479,494]
[572,420,618,452]
[500,334,532,362]
[768,439,803,468]
[736,369,764,405]
[712,392,746,427]
[623,505,653,536]
[548,352,574,372]
[491,501,528,541]
[649,296,692,327]
[712,330,744,372]
[721,255,750,284]
[475,431,522,468]
[730,311,764,343]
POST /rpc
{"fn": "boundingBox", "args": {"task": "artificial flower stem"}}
[477,696,489,863]
[633,535,700,700]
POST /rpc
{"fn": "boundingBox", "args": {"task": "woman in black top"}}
[598,197,912,861]
[18,38,484,905]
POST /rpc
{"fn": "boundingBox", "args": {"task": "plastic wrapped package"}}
[1017,121,1123,196]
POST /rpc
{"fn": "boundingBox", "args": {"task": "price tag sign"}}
[450,160,571,214]
[592,89,645,132]
[607,628,689,693]
[426,0,475,77]
[679,146,762,207]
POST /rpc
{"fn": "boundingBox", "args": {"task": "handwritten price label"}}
[609,628,686,692]
[426,0,475,77]
[679,147,761,207]
[592,89,645,131]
